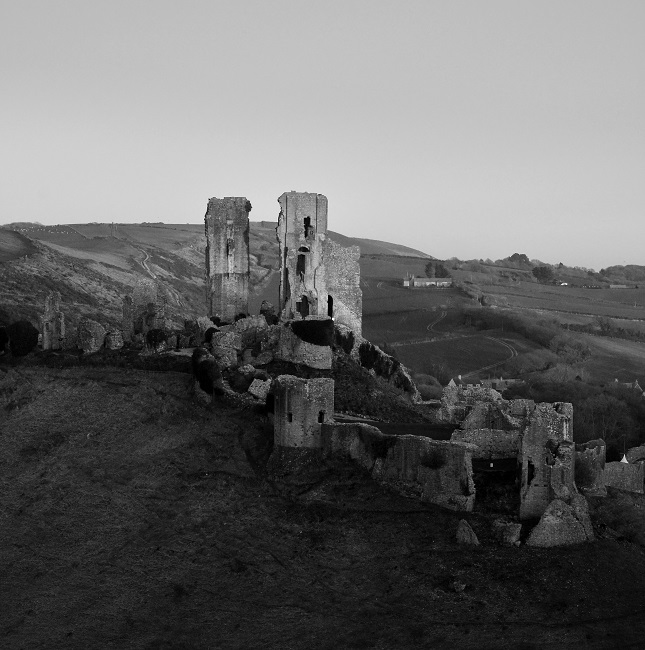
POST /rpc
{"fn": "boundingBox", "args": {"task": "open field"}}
[478,281,645,320]
[578,335,645,383]
[361,282,467,316]
[3,363,645,649]
[394,334,519,378]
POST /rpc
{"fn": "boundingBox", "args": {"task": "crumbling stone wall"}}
[520,402,576,520]
[40,291,64,350]
[276,191,362,334]
[323,238,362,335]
[451,429,521,460]
[323,423,476,511]
[604,461,645,494]
[205,197,251,322]
[128,279,169,335]
[273,375,335,449]
[575,439,606,496]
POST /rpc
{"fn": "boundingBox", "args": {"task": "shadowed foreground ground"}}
[2,365,645,649]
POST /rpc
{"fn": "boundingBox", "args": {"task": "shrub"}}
[146,328,167,350]
[7,320,39,356]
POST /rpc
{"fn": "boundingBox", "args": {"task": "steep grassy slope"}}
[2,363,645,649]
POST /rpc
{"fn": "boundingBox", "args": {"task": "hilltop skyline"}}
[1,1,643,269]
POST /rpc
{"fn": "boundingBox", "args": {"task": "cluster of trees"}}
[424,261,451,278]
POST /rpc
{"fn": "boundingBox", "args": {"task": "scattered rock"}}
[492,519,522,546]
[455,519,480,546]
[526,499,588,547]
[248,378,271,401]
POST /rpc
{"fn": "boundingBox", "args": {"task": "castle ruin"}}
[41,291,65,350]
[276,192,362,335]
[205,197,251,323]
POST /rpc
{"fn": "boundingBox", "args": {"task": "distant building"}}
[610,284,630,289]
[403,275,453,288]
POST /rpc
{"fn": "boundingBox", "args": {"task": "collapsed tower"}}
[41,291,65,350]
[277,191,362,335]
[205,197,251,322]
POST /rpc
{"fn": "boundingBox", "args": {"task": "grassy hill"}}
[2,361,645,649]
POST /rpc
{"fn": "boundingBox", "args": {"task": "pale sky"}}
[1,1,643,269]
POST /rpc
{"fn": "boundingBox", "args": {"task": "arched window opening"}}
[318,411,325,423]
[304,217,313,239]
[327,295,334,318]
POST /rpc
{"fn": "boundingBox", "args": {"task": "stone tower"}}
[41,291,65,350]
[273,375,335,449]
[205,197,251,322]
[276,191,362,334]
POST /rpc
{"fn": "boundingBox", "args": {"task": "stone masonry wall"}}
[205,197,251,322]
[323,423,476,511]
[276,191,362,335]
[520,402,576,520]
[604,461,645,494]
[273,375,335,449]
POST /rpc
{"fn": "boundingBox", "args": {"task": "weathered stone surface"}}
[451,428,521,460]
[519,402,576,520]
[569,494,594,541]
[104,330,124,350]
[166,334,178,350]
[273,375,335,449]
[626,445,645,464]
[260,300,278,325]
[526,499,589,547]
[205,197,251,322]
[41,291,65,350]
[323,423,476,512]
[492,519,522,545]
[253,350,274,366]
[238,364,256,377]
[274,324,332,370]
[210,330,243,368]
[575,439,606,496]
[456,519,480,545]
[604,461,645,494]
[248,378,271,401]
[177,334,191,349]
[276,191,362,336]
[77,319,106,354]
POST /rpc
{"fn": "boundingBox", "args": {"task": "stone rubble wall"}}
[604,461,645,494]
[322,423,476,511]
[575,439,606,496]
[450,428,521,460]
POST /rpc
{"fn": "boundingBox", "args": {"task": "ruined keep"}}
[123,279,169,338]
[439,385,578,521]
[205,197,251,323]
[277,192,362,335]
[40,291,64,350]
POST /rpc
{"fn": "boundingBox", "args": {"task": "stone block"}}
[526,499,589,547]
[248,378,271,401]
[77,318,106,354]
[604,461,645,494]
[456,520,480,545]
[492,519,522,545]
[105,330,124,350]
